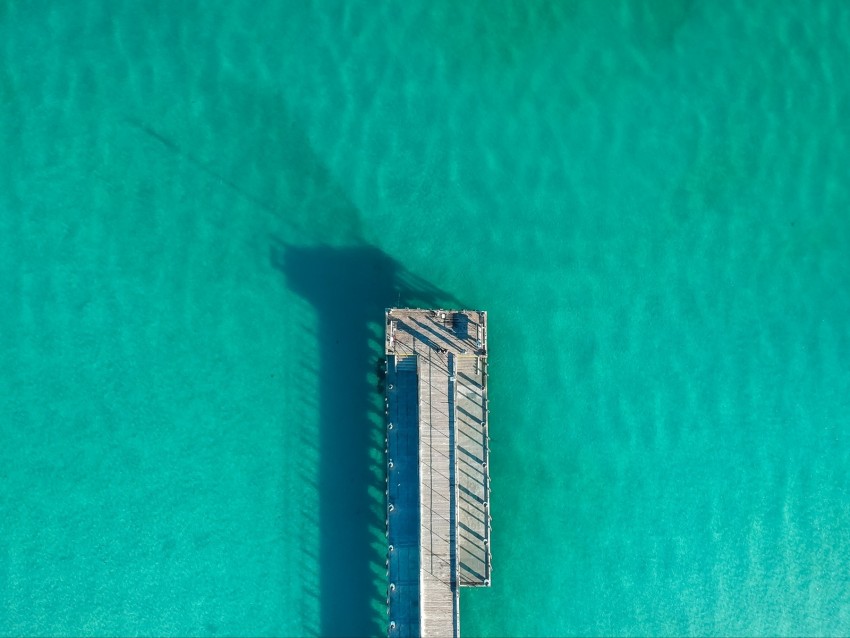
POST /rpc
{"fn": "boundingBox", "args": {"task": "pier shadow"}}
[271,241,460,637]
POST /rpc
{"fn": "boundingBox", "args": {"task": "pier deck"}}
[386,309,491,638]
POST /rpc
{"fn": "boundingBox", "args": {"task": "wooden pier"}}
[385,309,491,638]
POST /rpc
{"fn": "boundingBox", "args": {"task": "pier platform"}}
[385,309,491,638]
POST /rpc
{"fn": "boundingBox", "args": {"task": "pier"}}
[385,309,491,637]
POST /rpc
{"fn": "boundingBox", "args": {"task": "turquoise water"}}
[2,0,850,635]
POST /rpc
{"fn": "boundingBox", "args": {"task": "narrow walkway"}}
[455,355,490,586]
[418,351,458,637]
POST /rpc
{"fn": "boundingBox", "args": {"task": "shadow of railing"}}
[271,240,461,637]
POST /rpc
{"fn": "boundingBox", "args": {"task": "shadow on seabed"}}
[271,240,462,636]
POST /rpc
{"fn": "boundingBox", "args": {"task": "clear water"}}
[1,0,849,635]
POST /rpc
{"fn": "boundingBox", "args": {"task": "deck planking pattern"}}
[386,309,491,638]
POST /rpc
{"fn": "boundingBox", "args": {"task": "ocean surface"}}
[2,0,849,635]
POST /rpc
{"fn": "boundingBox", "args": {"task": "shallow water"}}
[1,0,849,635]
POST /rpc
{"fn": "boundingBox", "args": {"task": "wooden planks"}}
[386,309,490,638]
[455,355,491,586]
[418,351,458,638]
